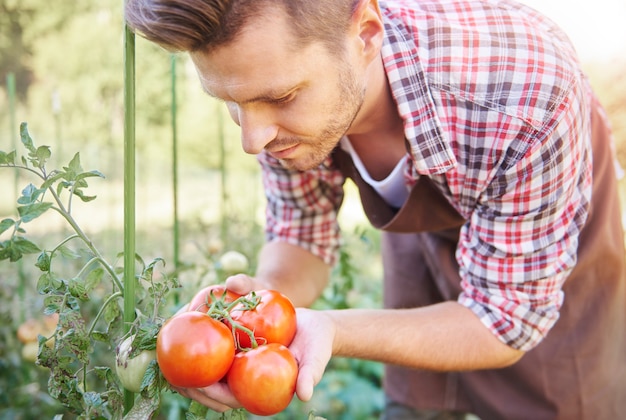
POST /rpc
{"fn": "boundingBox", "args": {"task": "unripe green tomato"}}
[219,251,249,273]
[116,335,156,393]
[21,342,39,363]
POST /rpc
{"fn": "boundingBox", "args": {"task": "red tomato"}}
[227,343,298,416]
[156,312,235,388]
[229,289,296,349]
[188,284,241,313]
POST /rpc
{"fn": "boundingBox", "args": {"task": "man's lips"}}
[268,144,299,159]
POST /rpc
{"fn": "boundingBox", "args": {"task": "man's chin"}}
[278,157,322,172]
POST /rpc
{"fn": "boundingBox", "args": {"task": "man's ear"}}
[350,0,384,63]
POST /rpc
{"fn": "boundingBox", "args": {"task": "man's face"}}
[190,6,366,171]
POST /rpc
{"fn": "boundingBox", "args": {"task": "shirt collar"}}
[381,10,457,175]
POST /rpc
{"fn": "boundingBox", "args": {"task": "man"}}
[125,0,626,418]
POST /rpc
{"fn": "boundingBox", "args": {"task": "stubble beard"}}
[278,66,365,172]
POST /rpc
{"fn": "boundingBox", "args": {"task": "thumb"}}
[224,274,256,295]
[295,363,317,402]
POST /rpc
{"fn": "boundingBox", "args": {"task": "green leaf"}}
[104,299,121,324]
[43,295,64,313]
[187,400,209,418]
[36,251,51,271]
[41,170,68,190]
[0,239,19,261]
[17,202,53,223]
[20,122,36,154]
[91,331,109,342]
[35,145,52,166]
[0,150,16,165]
[0,218,15,235]
[17,183,44,205]
[76,170,105,181]
[123,394,161,420]
[68,278,89,301]
[72,189,97,203]
[57,244,81,260]
[84,267,104,294]
[37,272,52,293]
[12,237,41,255]
[65,152,83,176]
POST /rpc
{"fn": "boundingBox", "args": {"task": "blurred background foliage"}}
[0,0,625,418]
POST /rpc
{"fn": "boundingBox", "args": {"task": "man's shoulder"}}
[381,0,584,129]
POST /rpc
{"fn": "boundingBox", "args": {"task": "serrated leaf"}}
[36,145,52,166]
[17,183,43,205]
[0,150,16,165]
[65,152,83,175]
[123,395,160,420]
[43,295,64,313]
[82,391,104,409]
[41,171,68,190]
[187,400,209,418]
[84,267,104,294]
[36,251,51,271]
[104,299,121,324]
[57,244,81,260]
[0,240,19,262]
[0,218,15,235]
[140,360,159,393]
[68,278,89,301]
[37,272,52,293]
[76,170,105,181]
[72,189,97,202]
[12,237,41,255]
[91,331,109,342]
[20,122,36,153]
[17,202,53,223]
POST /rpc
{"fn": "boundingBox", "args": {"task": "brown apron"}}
[333,100,626,419]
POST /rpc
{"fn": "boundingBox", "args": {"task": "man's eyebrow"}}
[201,84,295,105]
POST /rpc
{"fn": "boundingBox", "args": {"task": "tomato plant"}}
[227,343,298,416]
[156,311,235,388]
[229,289,296,349]
[188,284,241,313]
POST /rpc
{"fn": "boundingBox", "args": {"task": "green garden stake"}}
[171,54,181,302]
[123,19,137,413]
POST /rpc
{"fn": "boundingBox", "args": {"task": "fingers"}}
[289,308,335,402]
[295,364,316,402]
[173,382,241,413]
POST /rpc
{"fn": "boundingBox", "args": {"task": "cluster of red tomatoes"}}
[156,285,298,416]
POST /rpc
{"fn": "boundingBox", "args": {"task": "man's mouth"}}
[268,144,299,160]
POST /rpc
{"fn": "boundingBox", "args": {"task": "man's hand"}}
[172,380,240,413]
[173,307,336,410]
[289,308,336,401]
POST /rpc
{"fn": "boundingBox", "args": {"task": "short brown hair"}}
[125,0,359,54]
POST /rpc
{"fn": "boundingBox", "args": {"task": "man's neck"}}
[346,56,406,180]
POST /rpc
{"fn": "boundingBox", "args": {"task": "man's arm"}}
[291,302,525,401]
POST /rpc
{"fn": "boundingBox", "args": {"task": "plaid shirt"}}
[258,0,593,351]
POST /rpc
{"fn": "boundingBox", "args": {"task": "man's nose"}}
[235,106,279,155]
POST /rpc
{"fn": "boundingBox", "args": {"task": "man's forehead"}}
[196,70,299,105]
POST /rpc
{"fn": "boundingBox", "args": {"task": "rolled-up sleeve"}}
[456,91,592,351]
[258,151,346,266]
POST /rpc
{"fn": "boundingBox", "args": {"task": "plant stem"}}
[88,291,123,337]
[49,203,123,293]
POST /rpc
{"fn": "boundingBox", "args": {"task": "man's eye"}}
[272,93,295,104]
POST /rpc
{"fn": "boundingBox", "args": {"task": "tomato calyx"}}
[197,290,262,351]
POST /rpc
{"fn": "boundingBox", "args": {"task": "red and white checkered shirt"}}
[258,0,593,351]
